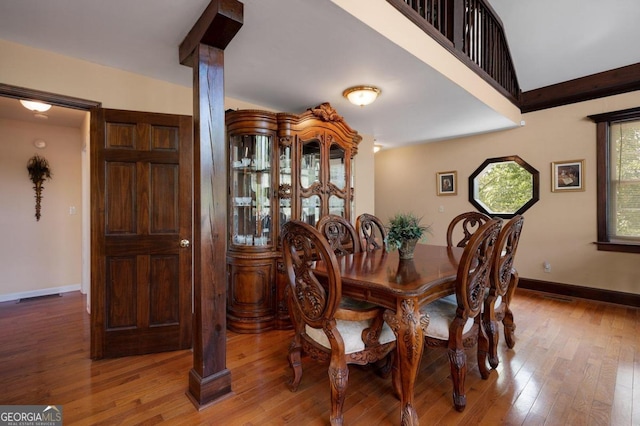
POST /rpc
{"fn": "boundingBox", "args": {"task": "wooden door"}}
[90,108,193,359]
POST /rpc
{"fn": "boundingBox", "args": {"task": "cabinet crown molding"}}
[309,102,343,123]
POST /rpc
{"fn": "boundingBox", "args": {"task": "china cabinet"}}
[226,103,361,332]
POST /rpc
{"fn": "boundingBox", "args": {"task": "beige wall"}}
[0,118,82,300]
[375,90,640,296]
[0,39,192,115]
[0,40,195,302]
[0,40,376,300]
[353,133,376,217]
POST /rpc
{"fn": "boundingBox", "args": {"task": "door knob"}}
[180,239,190,248]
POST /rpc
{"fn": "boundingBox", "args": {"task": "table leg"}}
[384,298,423,426]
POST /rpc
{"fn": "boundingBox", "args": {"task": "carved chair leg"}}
[448,347,468,412]
[503,275,518,349]
[486,319,500,369]
[286,296,305,392]
[484,303,500,369]
[287,339,303,392]
[476,318,491,378]
[503,307,516,349]
[328,362,349,426]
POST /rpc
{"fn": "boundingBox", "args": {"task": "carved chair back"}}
[280,220,395,425]
[455,218,502,320]
[489,215,524,302]
[422,218,502,412]
[356,213,387,252]
[446,211,492,248]
[316,214,361,256]
[484,214,524,363]
[281,220,341,329]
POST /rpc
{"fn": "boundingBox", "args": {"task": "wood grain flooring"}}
[0,289,638,425]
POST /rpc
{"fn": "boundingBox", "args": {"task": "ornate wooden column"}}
[179,0,243,409]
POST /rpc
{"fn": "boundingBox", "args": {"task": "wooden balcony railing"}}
[388,0,520,104]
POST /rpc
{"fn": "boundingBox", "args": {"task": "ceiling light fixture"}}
[20,100,52,112]
[342,85,381,107]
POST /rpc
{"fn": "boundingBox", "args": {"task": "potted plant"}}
[385,212,432,259]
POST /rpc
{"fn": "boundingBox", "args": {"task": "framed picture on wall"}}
[437,171,457,196]
[551,160,584,192]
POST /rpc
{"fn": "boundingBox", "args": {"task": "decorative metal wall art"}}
[26,155,53,221]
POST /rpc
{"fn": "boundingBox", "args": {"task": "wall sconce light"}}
[373,144,382,153]
[20,100,52,112]
[343,86,381,107]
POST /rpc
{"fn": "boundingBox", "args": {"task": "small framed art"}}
[551,160,584,192]
[437,171,457,196]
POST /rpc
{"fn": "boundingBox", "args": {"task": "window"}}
[589,107,640,253]
[468,155,539,219]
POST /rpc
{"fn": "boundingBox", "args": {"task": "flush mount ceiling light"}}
[342,85,381,107]
[20,100,52,112]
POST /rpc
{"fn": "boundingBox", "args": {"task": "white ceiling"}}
[1,0,639,148]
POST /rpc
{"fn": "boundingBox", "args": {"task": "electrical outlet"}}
[543,261,551,273]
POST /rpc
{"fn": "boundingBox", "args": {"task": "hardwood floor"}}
[0,289,638,425]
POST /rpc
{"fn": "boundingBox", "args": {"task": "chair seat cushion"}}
[421,294,474,340]
[306,319,396,354]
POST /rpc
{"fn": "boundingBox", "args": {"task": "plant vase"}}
[395,259,419,283]
[398,238,418,260]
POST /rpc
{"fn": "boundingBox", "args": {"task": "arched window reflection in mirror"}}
[468,155,539,219]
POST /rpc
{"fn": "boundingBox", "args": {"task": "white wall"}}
[375,90,640,296]
[0,118,82,300]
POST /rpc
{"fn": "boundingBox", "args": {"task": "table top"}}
[314,244,464,309]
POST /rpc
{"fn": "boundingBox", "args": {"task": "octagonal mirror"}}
[469,155,539,218]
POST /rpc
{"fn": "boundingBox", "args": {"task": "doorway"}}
[0,86,94,309]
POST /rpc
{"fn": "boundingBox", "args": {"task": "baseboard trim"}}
[519,278,640,308]
[0,284,81,303]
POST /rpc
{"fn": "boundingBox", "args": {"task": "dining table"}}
[313,243,464,426]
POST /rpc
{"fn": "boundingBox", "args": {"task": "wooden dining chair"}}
[356,213,387,252]
[316,214,389,348]
[483,214,525,367]
[446,211,491,248]
[281,221,396,425]
[420,218,502,411]
[317,214,361,256]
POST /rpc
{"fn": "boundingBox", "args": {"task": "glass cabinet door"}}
[278,144,292,228]
[230,134,273,247]
[300,140,322,226]
[328,143,347,217]
[301,140,321,189]
[301,195,321,226]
